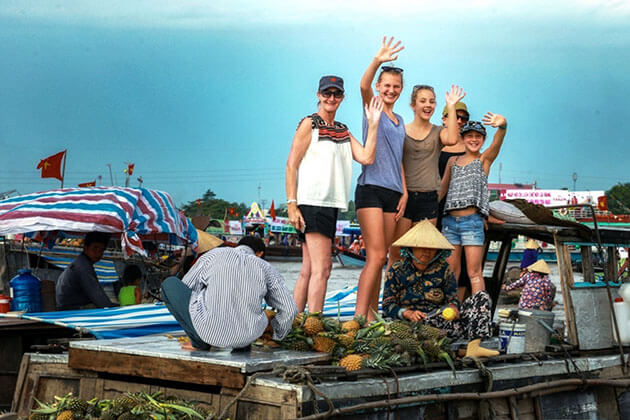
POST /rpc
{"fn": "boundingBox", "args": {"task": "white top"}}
[297,118,352,211]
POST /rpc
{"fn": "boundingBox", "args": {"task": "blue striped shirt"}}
[182,245,297,348]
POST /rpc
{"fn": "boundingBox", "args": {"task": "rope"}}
[473,358,494,392]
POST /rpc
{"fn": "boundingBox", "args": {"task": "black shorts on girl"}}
[403,190,438,222]
[298,205,338,241]
[355,184,401,213]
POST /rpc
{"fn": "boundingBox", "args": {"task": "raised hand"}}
[365,96,384,125]
[444,85,466,107]
[374,36,404,63]
[482,112,507,128]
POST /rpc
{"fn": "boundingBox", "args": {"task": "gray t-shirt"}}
[357,111,405,193]
[403,124,443,192]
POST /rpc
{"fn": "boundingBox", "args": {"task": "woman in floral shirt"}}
[505,259,553,311]
[383,220,498,357]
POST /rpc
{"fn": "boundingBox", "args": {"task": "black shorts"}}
[355,184,401,213]
[403,190,438,222]
[298,205,338,241]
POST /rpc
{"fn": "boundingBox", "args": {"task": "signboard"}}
[501,189,605,207]
[336,220,350,236]
[229,220,243,235]
[267,217,297,234]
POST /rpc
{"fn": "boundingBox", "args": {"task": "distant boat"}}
[336,249,366,267]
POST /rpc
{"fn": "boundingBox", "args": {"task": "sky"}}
[0,0,629,209]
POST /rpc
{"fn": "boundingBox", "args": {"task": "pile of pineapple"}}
[27,391,213,420]
[269,311,455,373]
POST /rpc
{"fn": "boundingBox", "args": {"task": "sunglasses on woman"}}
[320,90,344,99]
[381,65,404,73]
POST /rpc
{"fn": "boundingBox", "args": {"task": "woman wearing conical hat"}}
[382,220,498,357]
[504,259,554,311]
[520,239,539,272]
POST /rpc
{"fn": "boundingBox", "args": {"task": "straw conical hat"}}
[527,259,551,274]
[393,220,454,250]
[196,229,223,253]
[525,239,538,250]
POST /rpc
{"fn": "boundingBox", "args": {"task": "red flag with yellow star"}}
[78,180,96,187]
[36,151,66,181]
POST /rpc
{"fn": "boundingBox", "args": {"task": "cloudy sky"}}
[0,0,628,207]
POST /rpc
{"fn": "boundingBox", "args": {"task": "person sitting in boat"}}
[383,220,498,357]
[161,236,297,351]
[55,231,116,310]
[349,239,361,254]
[118,264,143,306]
[504,259,554,311]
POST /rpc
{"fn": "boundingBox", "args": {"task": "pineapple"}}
[339,354,364,372]
[390,320,413,340]
[337,333,354,348]
[303,316,324,336]
[289,340,311,352]
[67,398,88,415]
[292,312,307,328]
[312,335,336,353]
[414,323,447,341]
[56,411,74,420]
[29,414,52,420]
[341,319,360,334]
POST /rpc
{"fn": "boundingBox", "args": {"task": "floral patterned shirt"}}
[383,250,459,319]
[505,271,553,311]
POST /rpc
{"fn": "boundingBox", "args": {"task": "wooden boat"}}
[5,217,630,419]
[336,249,366,267]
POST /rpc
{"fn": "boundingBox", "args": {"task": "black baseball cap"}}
[319,75,344,93]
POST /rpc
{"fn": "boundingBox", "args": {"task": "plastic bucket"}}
[0,294,11,313]
[612,298,630,345]
[499,322,526,354]
[519,309,555,352]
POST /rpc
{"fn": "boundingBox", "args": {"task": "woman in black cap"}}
[286,76,383,314]
[440,113,507,334]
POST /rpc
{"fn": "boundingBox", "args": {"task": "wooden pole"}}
[60,150,67,188]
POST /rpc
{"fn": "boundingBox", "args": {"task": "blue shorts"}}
[441,213,485,246]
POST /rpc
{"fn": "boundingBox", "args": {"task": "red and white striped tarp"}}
[0,187,197,257]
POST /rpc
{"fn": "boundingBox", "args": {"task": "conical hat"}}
[196,229,223,253]
[525,239,538,249]
[393,220,454,250]
[527,259,551,274]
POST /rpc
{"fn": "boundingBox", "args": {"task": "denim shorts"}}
[441,213,485,246]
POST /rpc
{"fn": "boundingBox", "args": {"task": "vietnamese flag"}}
[78,180,96,187]
[597,195,608,211]
[127,163,135,176]
[269,200,276,220]
[36,150,66,181]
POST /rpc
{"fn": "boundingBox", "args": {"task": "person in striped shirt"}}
[161,236,297,351]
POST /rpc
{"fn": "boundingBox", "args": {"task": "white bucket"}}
[499,322,526,354]
[612,299,630,345]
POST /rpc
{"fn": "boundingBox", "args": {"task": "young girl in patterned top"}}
[505,259,554,311]
[439,113,508,313]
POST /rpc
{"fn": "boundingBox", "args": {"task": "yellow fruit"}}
[57,410,74,420]
[337,333,354,348]
[341,320,360,333]
[339,354,364,372]
[303,316,324,336]
[312,335,335,353]
[292,312,307,328]
[442,307,456,321]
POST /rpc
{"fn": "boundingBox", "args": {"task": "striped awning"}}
[0,187,197,257]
